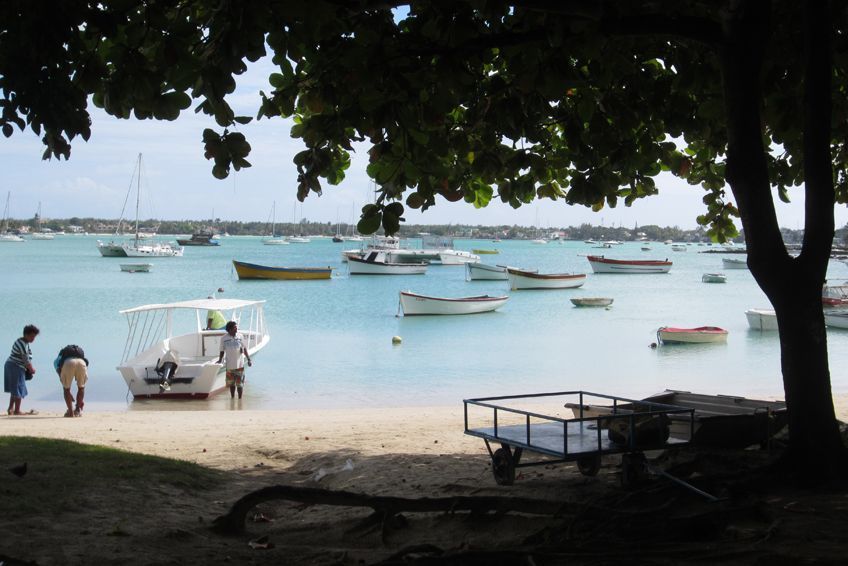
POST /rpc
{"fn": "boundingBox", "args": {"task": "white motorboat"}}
[657,326,728,344]
[587,255,672,274]
[287,236,311,243]
[507,268,586,290]
[825,311,848,329]
[702,273,727,283]
[571,297,614,307]
[466,262,508,280]
[348,251,427,275]
[398,291,509,316]
[0,192,24,242]
[745,308,778,331]
[117,297,269,399]
[822,282,848,307]
[722,257,748,269]
[438,250,480,265]
[120,263,153,273]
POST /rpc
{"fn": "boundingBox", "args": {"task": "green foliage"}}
[2,2,847,237]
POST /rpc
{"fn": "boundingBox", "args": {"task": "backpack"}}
[58,344,88,366]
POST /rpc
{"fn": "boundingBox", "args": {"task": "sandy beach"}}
[3,393,848,474]
[2,394,847,565]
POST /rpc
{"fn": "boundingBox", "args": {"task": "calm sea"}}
[2,235,846,412]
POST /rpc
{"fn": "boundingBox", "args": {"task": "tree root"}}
[211,485,569,535]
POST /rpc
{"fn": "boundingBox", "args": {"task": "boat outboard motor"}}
[155,350,180,392]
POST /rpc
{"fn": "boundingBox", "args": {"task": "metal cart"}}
[464,391,699,488]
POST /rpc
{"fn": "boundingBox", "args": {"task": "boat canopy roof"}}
[120,298,265,314]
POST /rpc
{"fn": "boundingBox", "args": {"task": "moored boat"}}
[822,282,848,307]
[671,243,687,251]
[586,255,672,274]
[120,263,153,273]
[825,311,848,329]
[702,273,727,283]
[117,297,269,399]
[657,326,728,344]
[570,297,614,307]
[722,257,748,269]
[746,308,778,330]
[507,268,586,290]
[471,248,499,254]
[348,251,428,275]
[398,291,509,316]
[438,250,480,265]
[232,260,332,280]
[177,230,220,246]
[466,262,507,280]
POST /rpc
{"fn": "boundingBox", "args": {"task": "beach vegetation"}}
[1,1,847,481]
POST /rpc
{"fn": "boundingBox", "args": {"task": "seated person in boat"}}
[206,308,226,330]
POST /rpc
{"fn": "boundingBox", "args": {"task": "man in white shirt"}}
[217,321,252,399]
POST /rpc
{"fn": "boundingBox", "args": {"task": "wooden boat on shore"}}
[702,273,727,283]
[586,255,672,274]
[120,263,153,273]
[348,251,427,275]
[570,297,614,307]
[232,260,332,280]
[566,389,788,449]
[398,291,509,316]
[746,308,778,330]
[657,326,728,344]
[722,257,748,269]
[506,268,586,290]
[118,298,269,399]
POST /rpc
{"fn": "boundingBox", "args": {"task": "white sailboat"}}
[118,154,183,258]
[30,202,54,240]
[287,202,310,243]
[262,201,289,245]
[0,192,24,242]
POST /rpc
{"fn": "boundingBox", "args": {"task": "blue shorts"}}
[4,360,27,398]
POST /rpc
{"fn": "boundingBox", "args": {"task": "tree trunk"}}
[720,0,847,481]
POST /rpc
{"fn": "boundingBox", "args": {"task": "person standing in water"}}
[217,321,252,399]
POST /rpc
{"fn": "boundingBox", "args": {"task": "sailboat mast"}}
[134,153,141,243]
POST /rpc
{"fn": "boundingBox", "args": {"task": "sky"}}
[2,58,845,231]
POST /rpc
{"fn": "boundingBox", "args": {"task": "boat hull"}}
[348,256,427,275]
[825,312,848,329]
[97,241,128,257]
[233,260,332,280]
[466,262,508,280]
[722,258,748,269]
[571,297,614,307]
[399,291,509,315]
[438,250,480,265]
[121,263,153,273]
[586,255,672,274]
[123,242,184,257]
[746,308,778,330]
[657,326,728,344]
[702,273,727,283]
[507,269,586,290]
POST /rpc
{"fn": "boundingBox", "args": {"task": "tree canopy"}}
[3,0,848,478]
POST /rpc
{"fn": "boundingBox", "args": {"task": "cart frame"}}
[464,390,698,488]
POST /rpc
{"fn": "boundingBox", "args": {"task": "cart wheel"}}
[620,452,647,488]
[577,455,601,477]
[492,448,515,486]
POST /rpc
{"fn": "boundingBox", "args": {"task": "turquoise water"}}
[2,235,846,412]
